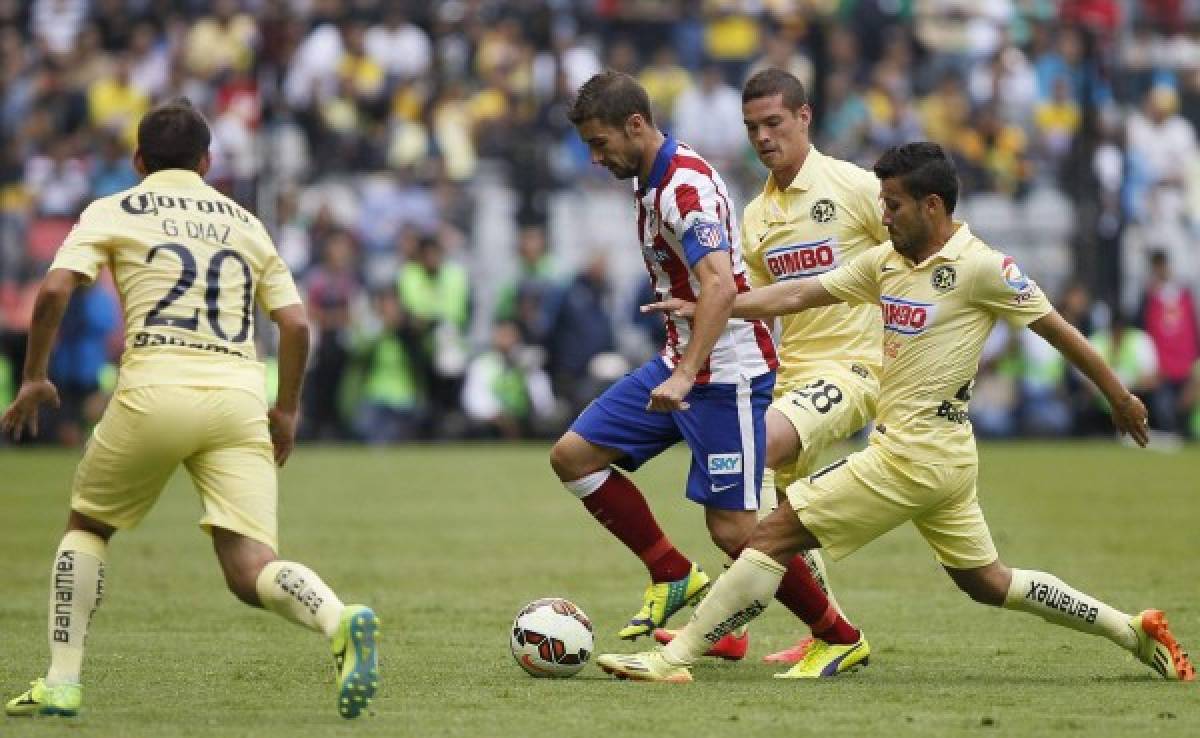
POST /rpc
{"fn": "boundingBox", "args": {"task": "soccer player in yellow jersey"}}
[598,142,1195,683]
[655,68,884,665]
[2,100,380,718]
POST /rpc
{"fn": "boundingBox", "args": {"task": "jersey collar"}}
[765,145,822,197]
[141,169,207,188]
[931,221,972,262]
[639,135,677,193]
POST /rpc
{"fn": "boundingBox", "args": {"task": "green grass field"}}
[2,442,1198,737]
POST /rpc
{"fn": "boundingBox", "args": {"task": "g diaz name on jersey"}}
[120,190,248,244]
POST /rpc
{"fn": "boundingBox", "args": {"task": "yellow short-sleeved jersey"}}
[818,223,1052,463]
[51,169,301,401]
[741,148,888,391]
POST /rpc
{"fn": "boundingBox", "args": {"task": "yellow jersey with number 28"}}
[50,169,301,401]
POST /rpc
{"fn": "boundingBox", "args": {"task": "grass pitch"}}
[1,442,1198,737]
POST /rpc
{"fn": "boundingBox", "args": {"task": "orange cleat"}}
[763,636,816,664]
[1133,609,1195,681]
[652,627,749,661]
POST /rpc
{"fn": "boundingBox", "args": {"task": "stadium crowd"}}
[2,0,1200,445]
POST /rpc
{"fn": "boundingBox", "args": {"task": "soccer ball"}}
[510,597,594,678]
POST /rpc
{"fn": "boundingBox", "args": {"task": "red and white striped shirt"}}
[635,137,778,384]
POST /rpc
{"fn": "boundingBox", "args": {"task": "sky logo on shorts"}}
[764,237,840,280]
[881,295,935,335]
[708,453,743,475]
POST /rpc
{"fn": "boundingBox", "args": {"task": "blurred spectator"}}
[47,282,118,445]
[24,137,88,217]
[638,46,692,128]
[546,254,617,416]
[86,54,149,149]
[398,233,469,434]
[304,229,362,440]
[495,223,558,330]
[952,102,1031,196]
[1087,310,1163,432]
[89,132,138,198]
[703,4,760,85]
[1137,250,1200,433]
[462,319,556,440]
[32,0,87,56]
[349,290,424,444]
[1033,76,1082,167]
[365,8,432,83]
[747,30,814,95]
[183,0,257,82]
[672,64,744,171]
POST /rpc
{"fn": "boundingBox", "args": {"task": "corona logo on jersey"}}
[764,237,840,280]
[881,295,935,335]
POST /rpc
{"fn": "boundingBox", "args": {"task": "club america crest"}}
[811,199,836,223]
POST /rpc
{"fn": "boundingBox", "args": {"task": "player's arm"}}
[1,268,87,439]
[268,303,310,465]
[642,276,841,321]
[648,251,736,411]
[1028,309,1149,447]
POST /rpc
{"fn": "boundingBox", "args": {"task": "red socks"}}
[580,469,692,583]
[776,554,859,644]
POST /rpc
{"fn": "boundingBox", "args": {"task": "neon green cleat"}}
[332,605,380,719]
[5,679,81,717]
[617,563,711,640]
[1131,609,1195,681]
[596,651,694,683]
[773,633,870,679]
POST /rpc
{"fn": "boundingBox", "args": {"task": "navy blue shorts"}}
[570,358,775,510]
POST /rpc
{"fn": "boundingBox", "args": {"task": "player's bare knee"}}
[66,510,116,541]
[549,435,586,481]
[765,410,800,469]
[708,521,750,557]
[946,562,1010,607]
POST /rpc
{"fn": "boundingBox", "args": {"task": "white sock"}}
[46,531,107,686]
[802,549,845,619]
[662,549,784,665]
[1004,568,1137,651]
[255,561,346,638]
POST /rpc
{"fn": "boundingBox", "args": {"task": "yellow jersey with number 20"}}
[50,169,301,401]
[818,223,1052,464]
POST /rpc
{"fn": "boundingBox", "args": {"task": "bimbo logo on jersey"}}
[764,237,839,280]
[881,295,935,335]
[120,192,251,223]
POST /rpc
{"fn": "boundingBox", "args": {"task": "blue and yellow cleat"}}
[596,651,694,683]
[1131,609,1195,681]
[618,563,711,640]
[332,605,380,719]
[5,679,81,717]
[773,633,869,679]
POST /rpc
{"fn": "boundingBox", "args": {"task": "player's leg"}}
[924,476,1195,681]
[188,388,379,717]
[8,388,185,717]
[597,499,822,681]
[550,360,701,639]
[759,366,878,662]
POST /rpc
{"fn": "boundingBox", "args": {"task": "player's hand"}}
[267,406,299,466]
[0,378,60,441]
[640,298,696,319]
[647,371,694,412]
[1111,392,1149,447]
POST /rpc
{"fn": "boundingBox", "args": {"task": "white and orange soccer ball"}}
[510,598,594,678]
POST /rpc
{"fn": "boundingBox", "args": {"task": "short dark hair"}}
[742,68,809,110]
[136,98,211,173]
[873,142,959,215]
[567,70,654,128]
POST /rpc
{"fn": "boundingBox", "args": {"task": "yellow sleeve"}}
[968,251,1052,327]
[49,202,110,283]
[851,171,888,246]
[256,251,302,313]
[818,246,883,306]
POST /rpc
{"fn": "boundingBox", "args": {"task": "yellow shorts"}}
[786,443,997,569]
[770,362,879,490]
[71,386,278,551]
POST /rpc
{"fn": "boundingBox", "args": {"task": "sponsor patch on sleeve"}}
[693,220,726,251]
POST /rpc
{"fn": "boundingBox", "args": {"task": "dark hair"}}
[136,98,211,173]
[742,68,809,110]
[567,70,654,128]
[873,142,959,215]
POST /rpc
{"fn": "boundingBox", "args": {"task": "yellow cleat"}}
[774,633,869,679]
[332,604,380,719]
[596,651,694,683]
[5,679,81,717]
[617,563,710,640]
[1131,609,1195,681]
